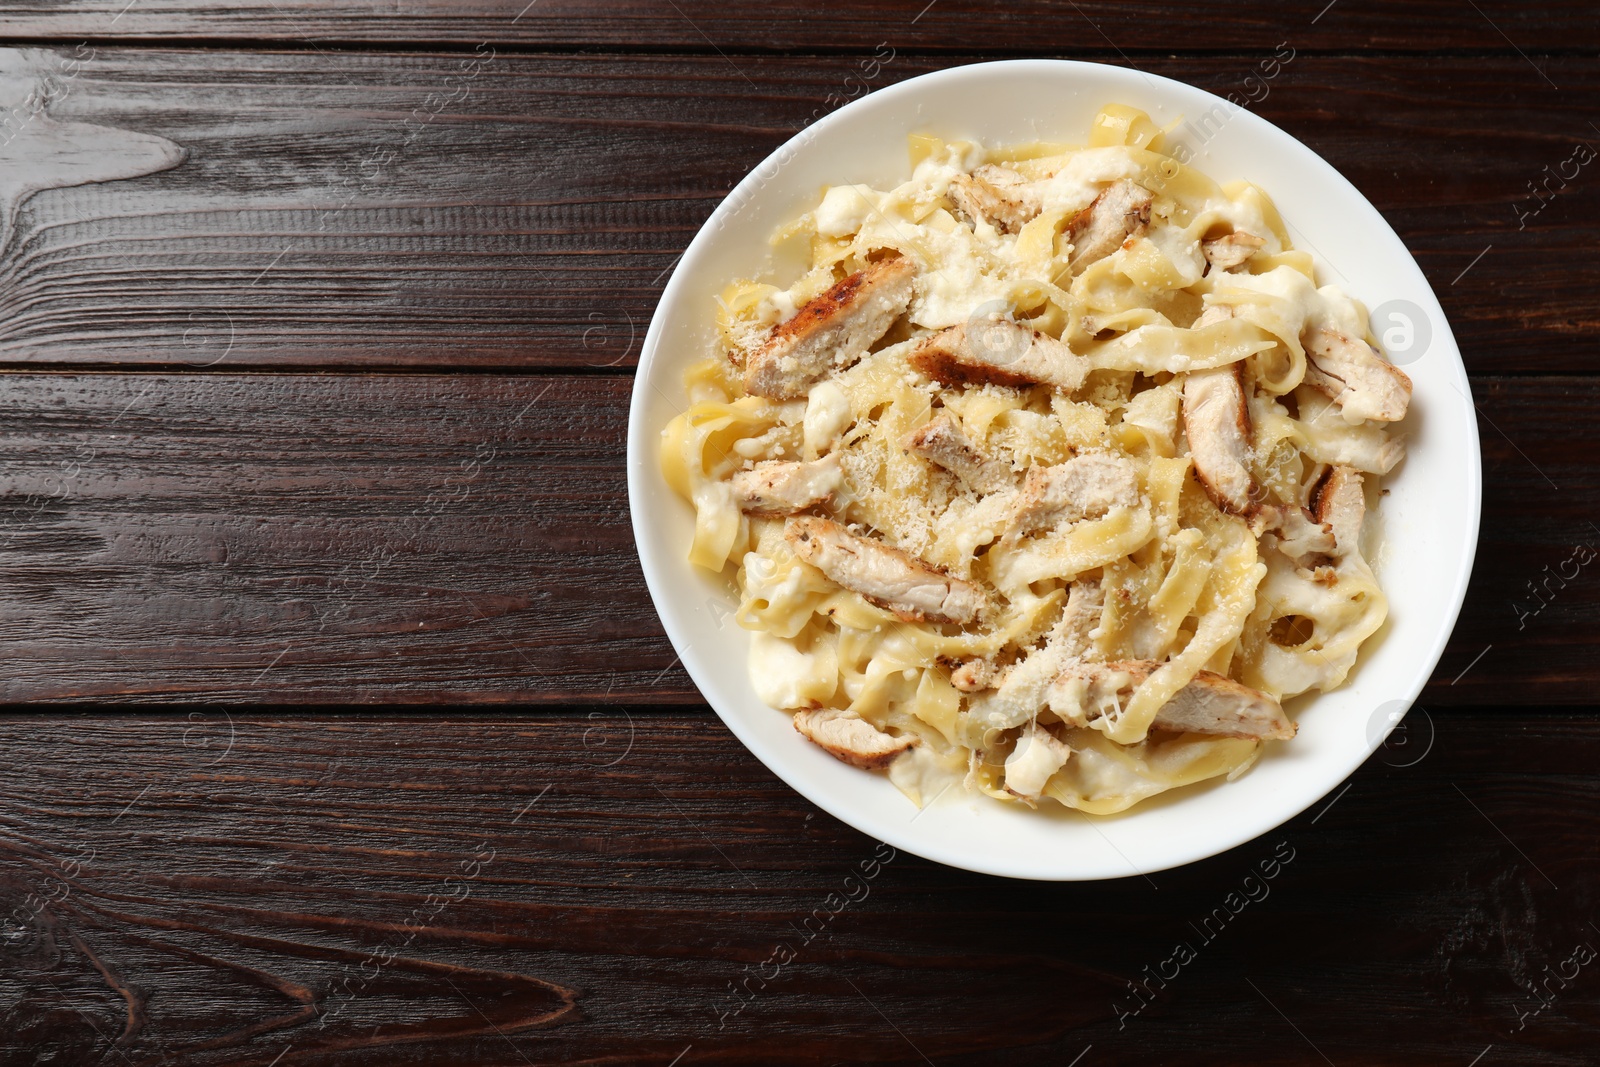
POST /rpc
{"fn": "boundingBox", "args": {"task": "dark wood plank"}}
[1425,376,1600,706]
[2,0,1596,52]
[0,48,1594,372]
[0,370,1592,705]
[0,371,685,704]
[0,711,1594,1065]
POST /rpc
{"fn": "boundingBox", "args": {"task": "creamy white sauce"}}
[748,630,837,708]
[1031,147,1145,216]
[1146,222,1207,288]
[803,379,852,455]
[815,184,880,238]
[1212,265,1366,338]
[1004,723,1072,799]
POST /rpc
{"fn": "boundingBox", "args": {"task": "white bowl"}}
[627,60,1480,880]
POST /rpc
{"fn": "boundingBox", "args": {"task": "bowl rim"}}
[626,57,1482,881]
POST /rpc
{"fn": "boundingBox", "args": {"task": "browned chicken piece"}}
[1056,577,1105,659]
[1055,660,1295,740]
[947,164,1042,234]
[1065,179,1154,272]
[1202,231,1267,273]
[1301,326,1412,423]
[1310,464,1366,556]
[731,455,843,516]
[1011,453,1141,537]
[1181,362,1259,516]
[908,317,1089,392]
[744,256,917,400]
[950,657,999,693]
[957,579,1103,727]
[1273,506,1337,563]
[793,707,917,769]
[785,516,988,625]
[905,415,1012,493]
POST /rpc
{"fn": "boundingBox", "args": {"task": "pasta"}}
[661,104,1412,815]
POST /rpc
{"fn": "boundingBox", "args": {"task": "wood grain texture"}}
[0,370,1589,705]
[2,0,1597,52]
[1435,376,1600,704]
[0,372,678,703]
[0,711,1594,1065]
[0,48,1593,372]
[0,7,1592,1065]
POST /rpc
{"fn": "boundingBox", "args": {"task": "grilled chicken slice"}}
[960,578,1103,738]
[1182,362,1258,516]
[785,516,987,624]
[1301,327,1412,423]
[1202,230,1266,273]
[731,455,844,516]
[905,416,1012,493]
[950,657,999,693]
[1011,453,1141,537]
[1310,464,1365,556]
[793,707,916,769]
[744,256,917,400]
[1273,505,1337,563]
[1056,577,1105,659]
[1053,661,1295,740]
[1066,179,1154,272]
[1191,303,1234,330]
[1004,722,1073,802]
[948,164,1041,234]
[908,317,1089,392]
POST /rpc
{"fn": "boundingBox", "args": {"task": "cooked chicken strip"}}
[1191,303,1235,330]
[1056,577,1104,659]
[1272,505,1337,563]
[963,578,1104,731]
[1004,722,1073,802]
[731,455,843,516]
[1066,179,1154,272]
[950,657,998,693]
[1182,362,1258,516]
[745,256,917,400]
[1011,453,1141,537]
[1202,231,1266,272]
[793,707,916,769]
[1310,464,1365,556]
[908,317,1089,392]
[785,516,987,624]
[1051,661,1295,740]
[948,164,1041,234]
[1301,326,1412,423]
[905,415,1012,493]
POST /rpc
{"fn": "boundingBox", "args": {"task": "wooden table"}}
[0,3,1595,1063]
